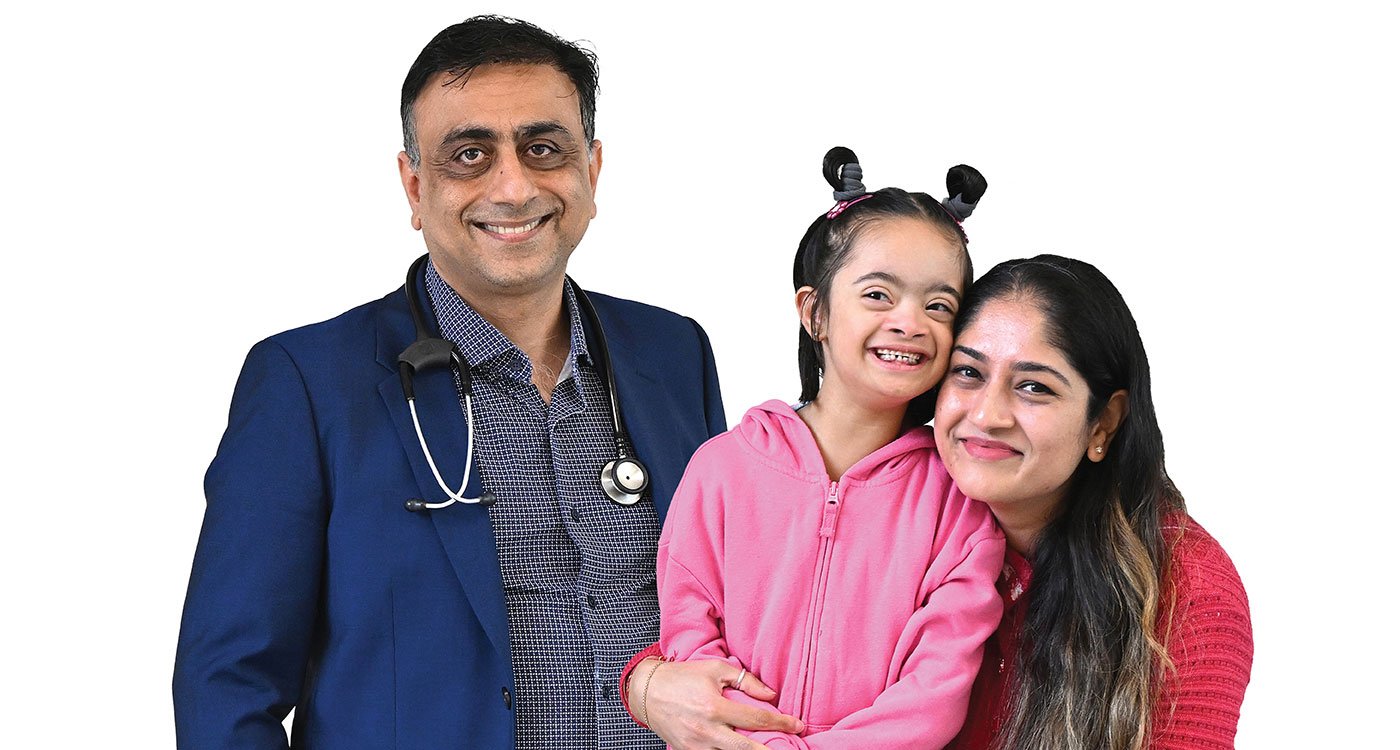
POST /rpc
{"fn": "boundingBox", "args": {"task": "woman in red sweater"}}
[934,255,1253,749]
[628,254,1252,749]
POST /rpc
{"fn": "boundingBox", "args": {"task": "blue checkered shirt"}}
[425,262,664,750]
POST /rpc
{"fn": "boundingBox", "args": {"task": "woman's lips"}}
[959,436,1021,460]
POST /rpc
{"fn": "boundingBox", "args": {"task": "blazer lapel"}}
[375,281,512,660]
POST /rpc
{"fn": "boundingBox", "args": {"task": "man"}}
[174,16,730,749]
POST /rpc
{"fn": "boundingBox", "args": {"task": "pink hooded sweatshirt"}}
[658,401,1005,749]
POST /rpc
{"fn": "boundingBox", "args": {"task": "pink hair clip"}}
[826,194,873,220]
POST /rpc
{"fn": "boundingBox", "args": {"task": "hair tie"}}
[826,194,873,219]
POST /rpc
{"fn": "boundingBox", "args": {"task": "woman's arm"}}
[1151,523,1254,748]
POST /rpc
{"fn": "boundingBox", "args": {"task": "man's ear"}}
[1087,389,1129,462]
[397,151,423,231]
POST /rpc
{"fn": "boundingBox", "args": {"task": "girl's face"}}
[934,296,1117,520]
[800,216,965,414]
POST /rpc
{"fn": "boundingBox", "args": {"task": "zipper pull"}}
[819,481,839,537]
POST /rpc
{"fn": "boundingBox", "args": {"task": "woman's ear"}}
[1087,389,1129,462]
[795,286,822,340]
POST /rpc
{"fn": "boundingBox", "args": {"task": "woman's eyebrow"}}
[1014,360,1072,387]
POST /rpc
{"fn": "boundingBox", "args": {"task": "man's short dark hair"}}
[400,15,600,167]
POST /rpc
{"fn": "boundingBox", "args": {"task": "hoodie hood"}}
[735,400,939,485]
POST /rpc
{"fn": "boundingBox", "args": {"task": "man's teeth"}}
[482,218,542,235]
[875,349,923,365]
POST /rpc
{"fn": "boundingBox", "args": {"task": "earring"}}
[1095,446,1104,455]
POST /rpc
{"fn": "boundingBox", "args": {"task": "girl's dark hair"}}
[793,147,985,426]
[957,254,1186,750]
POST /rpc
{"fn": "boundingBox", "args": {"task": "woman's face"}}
[801,216,965,414]
[934,295,1112,521]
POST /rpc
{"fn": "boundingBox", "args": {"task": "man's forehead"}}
[415,63,584,135]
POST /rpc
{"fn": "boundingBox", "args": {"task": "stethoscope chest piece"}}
[600,456,650,506]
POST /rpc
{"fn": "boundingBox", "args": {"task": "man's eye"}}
[456,148,485,164]
[526,143,558,157]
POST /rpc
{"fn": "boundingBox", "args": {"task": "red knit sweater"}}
[947,516,1253,749]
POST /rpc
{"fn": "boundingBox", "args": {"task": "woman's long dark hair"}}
[794,147,984,426]
[956,255,1185,750]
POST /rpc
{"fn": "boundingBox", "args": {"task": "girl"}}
[635,148,1005,749]
[938,255,1252,750]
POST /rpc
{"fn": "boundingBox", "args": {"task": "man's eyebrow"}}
[853,271,962,300]
[518,121,574,141]
[438,125,497,148]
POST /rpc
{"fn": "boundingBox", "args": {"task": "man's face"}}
[398,63,601,301]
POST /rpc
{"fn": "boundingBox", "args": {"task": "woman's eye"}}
[950,364,980,380]
[1018,380,1056,396]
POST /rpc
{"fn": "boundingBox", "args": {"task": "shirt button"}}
[601,683,614,700]
[570,507,582,522]
[502,687,512,709]
[586,594,597,608]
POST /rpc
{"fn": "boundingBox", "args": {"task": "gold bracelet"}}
[638,658,665,729]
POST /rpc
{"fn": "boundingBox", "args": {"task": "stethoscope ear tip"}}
[405,498,427,513]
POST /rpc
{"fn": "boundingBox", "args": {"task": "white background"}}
[3,1,1395,746]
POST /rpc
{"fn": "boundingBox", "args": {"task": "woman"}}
[937,255,1252,749]
[628,255,1253,750]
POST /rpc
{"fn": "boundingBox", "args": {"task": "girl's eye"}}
[926,301,955,315]
[862,290,891,302]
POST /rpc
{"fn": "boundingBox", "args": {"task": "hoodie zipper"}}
[793,480,841,721]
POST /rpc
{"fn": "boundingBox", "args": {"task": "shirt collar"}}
[423,259,593,383]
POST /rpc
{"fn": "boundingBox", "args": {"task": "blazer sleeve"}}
[689,317,727,437]
[173,339,328,750]
[747,520,1006,750]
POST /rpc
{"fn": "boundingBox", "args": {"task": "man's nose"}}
[486,151,541,207]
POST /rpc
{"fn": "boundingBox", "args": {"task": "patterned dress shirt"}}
[426,261,664,750]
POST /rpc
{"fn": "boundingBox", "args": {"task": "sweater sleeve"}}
[1150,523,1254,749]
[748,518,1007,750]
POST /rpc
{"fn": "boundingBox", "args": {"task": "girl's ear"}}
[795,286,822,340]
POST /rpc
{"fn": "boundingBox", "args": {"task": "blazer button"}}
[502,687,512,710]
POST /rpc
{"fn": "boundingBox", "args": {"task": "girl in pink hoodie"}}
[648,148,1006,749]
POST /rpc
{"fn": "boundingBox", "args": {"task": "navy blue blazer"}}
[174,272,726,749]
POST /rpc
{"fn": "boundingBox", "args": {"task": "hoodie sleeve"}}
[657,443,742,668]
[746,505,1006,750]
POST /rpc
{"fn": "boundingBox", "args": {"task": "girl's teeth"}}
[876,349,922,364]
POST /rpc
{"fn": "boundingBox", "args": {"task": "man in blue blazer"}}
[174,16,725,749]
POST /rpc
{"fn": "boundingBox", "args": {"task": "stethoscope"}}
[397,254,651,512]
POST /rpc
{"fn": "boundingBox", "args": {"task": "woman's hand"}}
[628,658,804,749]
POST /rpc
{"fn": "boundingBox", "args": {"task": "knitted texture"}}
[1150,520,1254,748]
[950,516,1253,749]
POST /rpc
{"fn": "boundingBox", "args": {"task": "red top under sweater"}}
[947,516,1253,749]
